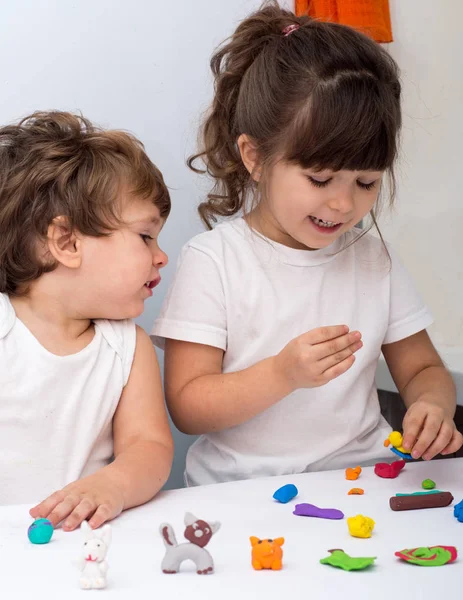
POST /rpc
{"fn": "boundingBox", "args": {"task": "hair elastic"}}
[282,24,300,37]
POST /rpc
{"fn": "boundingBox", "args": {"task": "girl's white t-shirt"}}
[152,219,433,486]
[0,294,136,505]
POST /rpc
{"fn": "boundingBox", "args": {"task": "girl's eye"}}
[357,180,377,191]
[308,176,331,188]
[140,234,153,243]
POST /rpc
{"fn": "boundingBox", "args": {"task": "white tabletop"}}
[3,458,463,599]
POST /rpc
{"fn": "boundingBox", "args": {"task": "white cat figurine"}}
[77,520,112,589]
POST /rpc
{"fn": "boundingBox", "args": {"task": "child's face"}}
[255,161,384,250]
[77,195,168,319]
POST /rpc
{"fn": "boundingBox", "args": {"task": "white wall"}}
[0,0,460,488]
[381,0,463,368]
[0,0,292,489]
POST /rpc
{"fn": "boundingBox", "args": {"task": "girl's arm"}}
[30,326,174,530]
[164,326,363,435]
[382,329,462,460]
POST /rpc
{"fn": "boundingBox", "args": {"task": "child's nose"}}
[153,248,168,269]
[327,188,355,214]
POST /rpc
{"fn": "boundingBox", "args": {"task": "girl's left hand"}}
[402,399,463,460]
[29,472,125,531]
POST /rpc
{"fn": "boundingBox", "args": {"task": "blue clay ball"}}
[273,484,298,504]
[28,518,54,544]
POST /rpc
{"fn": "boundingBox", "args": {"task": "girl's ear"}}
[237,134,262,182]
[46,216,82,269]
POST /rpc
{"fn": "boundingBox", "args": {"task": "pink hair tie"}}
[282,24,300,37]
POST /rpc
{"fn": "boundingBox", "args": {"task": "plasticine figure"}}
[250,536,285,570]
[160,512,221,574]
[77,521,111,590]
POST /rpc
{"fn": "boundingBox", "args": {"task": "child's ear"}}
[237,134,262,182]
[46,216,82,269]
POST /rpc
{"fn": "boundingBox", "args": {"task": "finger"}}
[402,411,425,452]
[421,423,453,460]
[88,503,115,529]
[63,498,97,532]
[302,325,350,345]
[318,353,356,384]
[409,415,442,459]
[29,490,66,520]
[312,332,362,361]
[47,495,81,528]
[319,340,363,373]
[441,429,463,455]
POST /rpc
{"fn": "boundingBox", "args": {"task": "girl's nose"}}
[327,187,355,214]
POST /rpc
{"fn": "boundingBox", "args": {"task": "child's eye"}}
[140,234,153,243]
[308,176,331,188]
[356,180,377,191]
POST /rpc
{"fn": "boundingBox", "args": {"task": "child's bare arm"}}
[383,329,462,460]
[164,326,362,435]
[30,326,173,530]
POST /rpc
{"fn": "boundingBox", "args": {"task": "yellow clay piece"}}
[347,515,375,539]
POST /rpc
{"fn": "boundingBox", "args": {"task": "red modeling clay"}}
[374,460,405,479]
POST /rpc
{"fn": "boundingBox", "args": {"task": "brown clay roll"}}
[389,491,453,511]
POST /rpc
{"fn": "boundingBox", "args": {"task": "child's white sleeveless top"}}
[0,294,136,505]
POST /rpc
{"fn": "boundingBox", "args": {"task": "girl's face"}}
[77,196,168,320]
[252,161,384,250]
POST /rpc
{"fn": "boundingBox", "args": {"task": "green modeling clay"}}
[395,546,457,567]
[422,479,436,490]
[320,549,376,571]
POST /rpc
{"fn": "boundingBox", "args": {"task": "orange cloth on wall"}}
[295,0,393,43]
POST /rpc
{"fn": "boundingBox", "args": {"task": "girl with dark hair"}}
[153,2,461,486]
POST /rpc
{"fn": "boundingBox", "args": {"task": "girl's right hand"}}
[274,325,362,391]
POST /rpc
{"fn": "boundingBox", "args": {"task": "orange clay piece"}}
[348,488,364,495]
[250,536,284,570]
[345,466,362,481]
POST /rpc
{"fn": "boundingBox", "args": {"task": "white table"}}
[3,458,463,599]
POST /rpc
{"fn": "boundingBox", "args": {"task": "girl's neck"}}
[9,283,94,357]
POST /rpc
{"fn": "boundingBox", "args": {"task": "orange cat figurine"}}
[250,536,285,570]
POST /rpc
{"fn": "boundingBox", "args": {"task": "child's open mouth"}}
[145,278,160,290]
[309,216,343,233]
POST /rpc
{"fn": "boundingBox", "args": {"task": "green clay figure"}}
[395,546,457,567]
[320,549,376,571]
[422,479,436,490]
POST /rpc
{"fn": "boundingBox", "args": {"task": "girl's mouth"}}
[309,216,343,233]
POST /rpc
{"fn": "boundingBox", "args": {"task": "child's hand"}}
[275,325,362,391]
[29,472,125,531]
[402,399,463,460]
